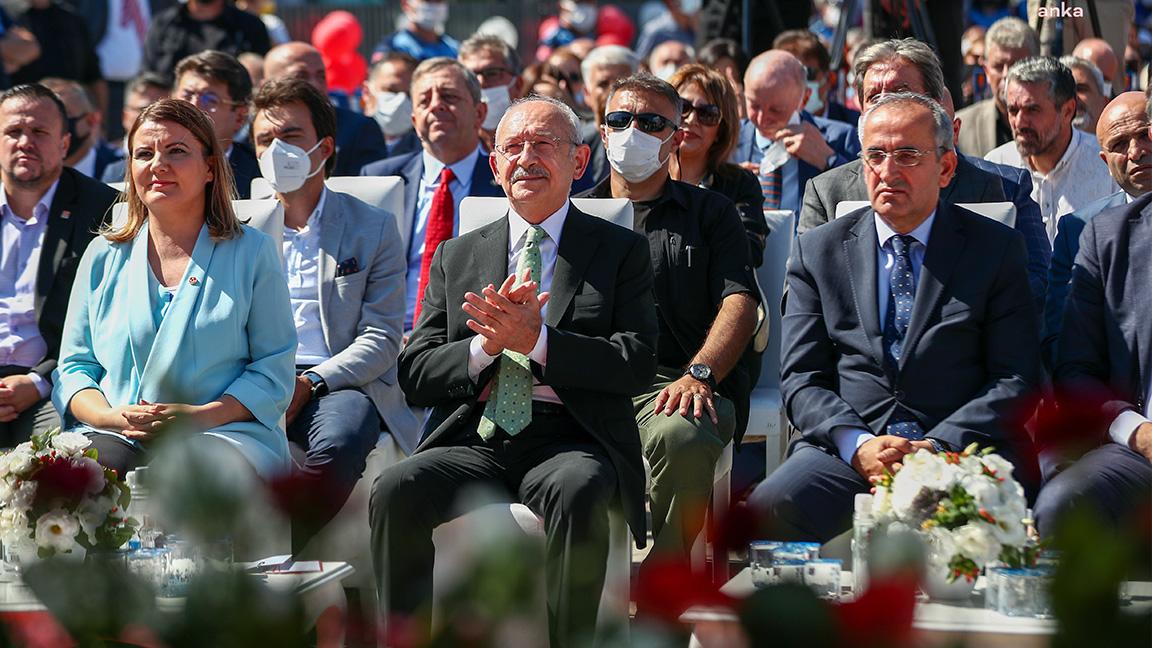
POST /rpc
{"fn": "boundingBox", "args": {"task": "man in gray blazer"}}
[248,78,418,550]
[750,93,1040,542]
[798,41,1051,304]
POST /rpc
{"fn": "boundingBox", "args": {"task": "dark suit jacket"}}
[383,130,421,159]
[1056,193,1152,429]
[92,142,124,184]
[359,148,505,256]
[31,168,119,379]
[799,155,1052,303]
[1042,191,1128,370]
[782,202,1039,463]
[333,106,390,177]
[731,112,860,212]
[398,206,659,546]
[100,145,259,199]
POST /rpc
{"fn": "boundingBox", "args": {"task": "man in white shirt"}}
[0,83,117,446]
[1036,95,1152,535]
[985,57,1120,244]
[249,78,416,550]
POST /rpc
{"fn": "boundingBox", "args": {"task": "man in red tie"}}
[360,57,506,332]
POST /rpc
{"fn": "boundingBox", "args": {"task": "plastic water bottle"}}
[851,493,874,596]
[126,468,162,549]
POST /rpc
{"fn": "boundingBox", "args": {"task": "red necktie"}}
[122,0,147,41]
[413,166,455,323]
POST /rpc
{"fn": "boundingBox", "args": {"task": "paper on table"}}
[245,555,324,574]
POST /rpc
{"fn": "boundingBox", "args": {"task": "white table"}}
[685,568,1152,648]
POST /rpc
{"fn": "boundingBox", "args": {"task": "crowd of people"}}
[0,0,1148,644]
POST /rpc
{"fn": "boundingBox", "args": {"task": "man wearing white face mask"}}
[372,0,458,64]
[247,78,416,552]
[458,33,522,154]
[732,50,859,220]
[575,73,760,567]
[362,52,421,158]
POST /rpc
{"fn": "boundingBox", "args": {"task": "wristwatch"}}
[927,438,948,454]
[685,363,716,390]
[302,371,329,399]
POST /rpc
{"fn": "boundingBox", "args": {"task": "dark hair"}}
[0,84,68,133]
[250,78,338,176]
[668,64,741,174]
[699,38,750,79]
[112,98,240,243]
[459,33,522,75]
[1004,56,1076,108]
[371,51,418,76]
[605,73,683,123]
[175,50,254,103]
[773,29,831,73]
[125,72,172,103]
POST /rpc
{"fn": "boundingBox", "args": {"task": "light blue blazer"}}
[52,222,298,478]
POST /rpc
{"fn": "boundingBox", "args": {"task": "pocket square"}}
[335,257,360,277]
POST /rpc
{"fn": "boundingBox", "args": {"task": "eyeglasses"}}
[860,147,943,168]
[604,111,678,133]
[679,99,722,126]
[176,91,239,114]
[544,66,582,86]
[494,136,574,160]
[474,66,514,82]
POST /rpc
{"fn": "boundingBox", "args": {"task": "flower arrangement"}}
[0,428,137,559]
[871,444,1032,582]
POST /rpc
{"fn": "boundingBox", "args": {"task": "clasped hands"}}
[463,270,549,356]
[0,375,43,422]
[102,401,205,439]
[851,434,937,481]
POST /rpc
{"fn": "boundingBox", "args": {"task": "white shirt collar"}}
[0,177,61,226]
[507,200,569,250]
[874,209,936,249]
[421,144,483,186]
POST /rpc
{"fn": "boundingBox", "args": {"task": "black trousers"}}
[369,408,617,647]
[0,365,60,448]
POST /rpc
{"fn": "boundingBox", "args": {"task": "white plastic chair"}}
[834,200,1017,228]
[457,196,634,234]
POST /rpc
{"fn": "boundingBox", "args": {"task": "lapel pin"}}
[188,277,199,286]
[60,210,71,220]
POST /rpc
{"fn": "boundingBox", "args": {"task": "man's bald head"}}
[1072,38,1119,88]
[1096,91,1152,196]
[743,50,806,94]
[264,42,328,93]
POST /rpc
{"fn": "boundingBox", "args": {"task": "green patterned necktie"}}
[477,225,545,440]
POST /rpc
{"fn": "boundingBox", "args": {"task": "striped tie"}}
[760,165,782,210]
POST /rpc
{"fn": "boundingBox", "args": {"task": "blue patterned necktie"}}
[882,233,924,439]
[476,225,545,440]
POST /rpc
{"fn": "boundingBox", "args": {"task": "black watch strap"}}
[303,371,329,399]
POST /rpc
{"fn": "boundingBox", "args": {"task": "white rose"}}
[77,495,116,541]
[2,446,36,477]
[981,454,1016,481]
[34,510,80,554]
[9,482,36,512]
[50,432,92,456]
[961,473,1002,511]
[0,508,29,541]
[952,523,1001,566]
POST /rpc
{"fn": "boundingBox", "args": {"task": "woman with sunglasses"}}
[668,64,769,267]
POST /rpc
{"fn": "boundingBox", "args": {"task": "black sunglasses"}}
[679,99,722,126]
[604,111,678,133]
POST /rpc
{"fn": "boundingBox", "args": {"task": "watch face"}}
[690,364,711,380]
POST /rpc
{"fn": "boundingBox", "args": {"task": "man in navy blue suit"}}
[731,49,859,223]
[361,58,504,331]
[264,42,390,177]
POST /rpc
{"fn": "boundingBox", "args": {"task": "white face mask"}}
[374,91,413,136]
[408,0,448,32]
[653,64,678,82]
[1102,81,1113,97]
[804,80,824,114]
[568,3,597,33]
[481,83,512,131]
[258,138,326,194]
[605,126,676,183]
[679,0,702,15]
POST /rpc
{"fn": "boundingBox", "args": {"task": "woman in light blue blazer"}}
[53,99,297,480]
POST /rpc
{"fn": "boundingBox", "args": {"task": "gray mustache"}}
[511,165,550,181]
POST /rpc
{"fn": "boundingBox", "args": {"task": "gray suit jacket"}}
[247,189,420,453]
[955,99,1001,159]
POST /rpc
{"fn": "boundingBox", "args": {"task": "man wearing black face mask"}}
[142,0,271,85]
[575,73,759,572]
[41,78,122,182]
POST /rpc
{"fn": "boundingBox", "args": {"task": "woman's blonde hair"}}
[668,64,742,176]
[105,98,240,242]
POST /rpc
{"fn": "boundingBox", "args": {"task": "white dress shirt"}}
[95,0,149,82]
[405,145,483,329]
[0,179,60,398]
[985,128,1120,244]
[831,211,936,464]
[282,187,331,365]
[466,202,569,405]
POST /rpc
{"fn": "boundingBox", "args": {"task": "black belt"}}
[531,401,569,416]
